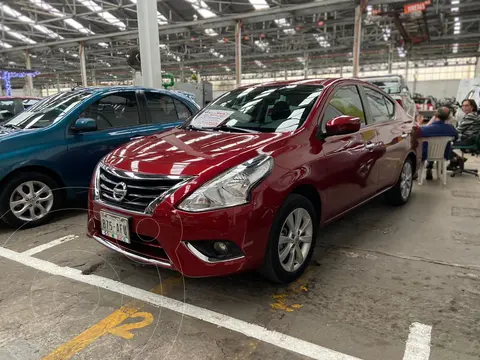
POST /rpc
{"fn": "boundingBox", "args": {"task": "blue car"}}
[0,86,200,228]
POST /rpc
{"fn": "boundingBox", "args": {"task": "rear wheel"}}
[385,158,414,206]
[260,194,317,284]
[0,172,62,228]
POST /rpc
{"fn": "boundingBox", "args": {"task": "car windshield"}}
[184,84,323,133]
[4,90,92,129]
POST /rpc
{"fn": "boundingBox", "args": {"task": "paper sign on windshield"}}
[192,109,234,128]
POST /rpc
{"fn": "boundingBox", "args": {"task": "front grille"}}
[98,166,186,213]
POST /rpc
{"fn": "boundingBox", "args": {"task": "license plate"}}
[100,211,130,244]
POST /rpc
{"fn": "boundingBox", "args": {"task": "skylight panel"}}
[274,18,296,35]
[254,39,270,52]
[0,4,63,39]
[255,60,266,68]
[313,34,331,47]
[249,0,269,10]
[29,0,93,34]
[78,0,127,30]
[0,24,37,44]
[205,28,219,37]
[129,0,168,25]
[0,40,12,49]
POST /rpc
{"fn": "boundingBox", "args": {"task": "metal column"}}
[388,43,393,74]
[352,5,362,77]
[25,50,33,96]
[304,51,309,79]
[235,21,242,87]
[56,74,60,92]
[137,0,162,88]
[79,42,88,87]
[405,55,410,83]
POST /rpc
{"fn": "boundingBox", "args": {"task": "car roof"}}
[0,96,41,100]
[71,85,182,93]
[235,78,359,89]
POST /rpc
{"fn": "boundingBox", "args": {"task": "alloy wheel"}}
[9,181,54,222]
[278,208,313,272]
[400,161,413,201]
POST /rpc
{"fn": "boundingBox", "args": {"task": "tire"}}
[0,172,62,228]
[385,158,414,206]
[260,194,318,284]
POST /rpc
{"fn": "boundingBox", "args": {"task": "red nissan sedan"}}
[87,79,419,283]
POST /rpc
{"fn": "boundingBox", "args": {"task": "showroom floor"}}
[0,157,479,360]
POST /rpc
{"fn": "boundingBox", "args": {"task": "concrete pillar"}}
[79,42,88,87]
[352,5,362,77]
[25,50,33,96]
[235,21,242,87]
[137,0,162,88]
[45,86,49,96]
[284,68,288,80]
[91,69,96,86]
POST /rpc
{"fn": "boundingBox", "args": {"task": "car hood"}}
[104,128,290,176]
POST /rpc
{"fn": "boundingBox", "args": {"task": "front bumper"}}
[87,196,275,278]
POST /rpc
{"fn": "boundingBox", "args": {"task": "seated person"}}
[418,107,458,180]
[449,99,480,169]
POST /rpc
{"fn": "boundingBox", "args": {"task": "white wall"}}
[407,80,460,99]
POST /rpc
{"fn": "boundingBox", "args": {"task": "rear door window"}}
[145,93,182,123]
[364,87,392,124]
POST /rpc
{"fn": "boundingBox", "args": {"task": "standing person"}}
[417,107,458,180]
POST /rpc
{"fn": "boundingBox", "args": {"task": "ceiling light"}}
[77,0,127,30]
[0,41,12,49]
[248,0,269,10]
[0,24,36,44]
[128,0,168,24]
[0,4,63,39]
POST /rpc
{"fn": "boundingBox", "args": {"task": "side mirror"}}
[72,118,97,133]
[325,115,361,136]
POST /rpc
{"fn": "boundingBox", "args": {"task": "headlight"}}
[178,154,273,212]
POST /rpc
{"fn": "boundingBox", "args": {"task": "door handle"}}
[365,141,375,150]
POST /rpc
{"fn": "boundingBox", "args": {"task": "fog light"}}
[213,241,229,254]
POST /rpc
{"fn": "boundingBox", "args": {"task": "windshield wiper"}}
[1,123,20,129]
[213,125,259,133]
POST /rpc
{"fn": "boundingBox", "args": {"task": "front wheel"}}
[0,172,61,228]
[260,194,317,284]
[385,158,414,206]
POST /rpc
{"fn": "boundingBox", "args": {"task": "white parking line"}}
[403,322,432,360]
[0,245,363,360]
[22,235,79,256]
